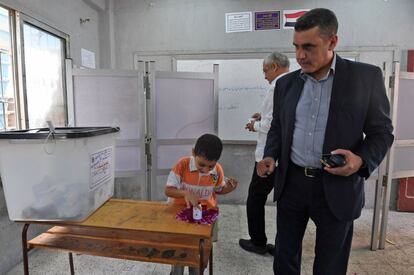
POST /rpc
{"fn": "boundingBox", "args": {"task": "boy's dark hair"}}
[295,8,338,38]
[194,134,223,161]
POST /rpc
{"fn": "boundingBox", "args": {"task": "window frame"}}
[0,5,16,130]
[14,11,70,129]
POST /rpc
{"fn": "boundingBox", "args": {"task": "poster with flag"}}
[283,9,309,29]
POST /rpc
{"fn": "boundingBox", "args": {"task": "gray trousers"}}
[170,266,200,275]
[170,221,218,275]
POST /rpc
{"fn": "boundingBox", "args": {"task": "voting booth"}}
[66,61,218,201]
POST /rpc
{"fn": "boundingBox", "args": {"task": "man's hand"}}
[245,113,260,132]
[257,157,276,177]
[252,113,261,121]
[323,149,363,177]
[245,121,256,132]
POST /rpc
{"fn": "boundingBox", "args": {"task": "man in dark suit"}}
[257,8,394,275]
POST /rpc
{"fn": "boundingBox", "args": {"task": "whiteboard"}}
[177,58,300,141]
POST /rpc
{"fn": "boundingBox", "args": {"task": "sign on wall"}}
[225,12,252,33]
[255,11,280,30]
[81,48,96,69]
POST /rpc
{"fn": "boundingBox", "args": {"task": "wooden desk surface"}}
[31,199,213,239]
[25,199,215,271]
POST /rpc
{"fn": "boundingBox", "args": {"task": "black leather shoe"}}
[239,239,268,254]
[267,244,275,256]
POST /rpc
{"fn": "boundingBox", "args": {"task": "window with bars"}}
[0,5,68,131]
[0,7,15,131]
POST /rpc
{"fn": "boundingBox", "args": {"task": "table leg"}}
[209,246,213,275]
[199,239,205,274]
[22,223,30,275]
[69,252,75,274]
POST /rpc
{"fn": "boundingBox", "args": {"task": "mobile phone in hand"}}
[320,154,346,168]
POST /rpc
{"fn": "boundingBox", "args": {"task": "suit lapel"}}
[323,55,349,153]
[285,72,305,151]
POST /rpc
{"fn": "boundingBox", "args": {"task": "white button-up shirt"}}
[253,72,288,162]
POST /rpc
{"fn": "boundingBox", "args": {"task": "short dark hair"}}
[295,8,338,38]
[194,134,223,161]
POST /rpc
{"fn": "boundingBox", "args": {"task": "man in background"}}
[239,52,289,255]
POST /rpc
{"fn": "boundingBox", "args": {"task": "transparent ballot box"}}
[0,127,119,221]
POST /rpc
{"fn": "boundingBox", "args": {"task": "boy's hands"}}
[218,176,238,194]
[166,176,239,207]
[165,186,199,208]
[183,191,199,208]
[226,177,238,191]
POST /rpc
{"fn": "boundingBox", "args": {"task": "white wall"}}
[113,0,414,69]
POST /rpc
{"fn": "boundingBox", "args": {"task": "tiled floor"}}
[6,205,414,275]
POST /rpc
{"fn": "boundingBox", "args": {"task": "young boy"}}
[165,133,238,275]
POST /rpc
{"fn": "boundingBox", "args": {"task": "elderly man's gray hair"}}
[264,52,290,69]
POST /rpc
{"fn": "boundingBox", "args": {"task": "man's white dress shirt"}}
[253,72,288,162]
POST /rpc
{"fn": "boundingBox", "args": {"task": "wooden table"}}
[21,199,214,274]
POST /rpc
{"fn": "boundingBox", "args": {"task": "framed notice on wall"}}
[81,48,96,69]
[255,11,280,30]
[225,12,252,33]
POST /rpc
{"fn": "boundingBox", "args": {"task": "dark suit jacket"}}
[264,55,394,221]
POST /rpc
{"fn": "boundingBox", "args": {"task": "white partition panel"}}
[157,144,194,170]
[151,70,218,200]
[70,69,145,181]
[374,69,414,250]
[115,146,142,173]
[391,73,414,179]
[155,78,215,139]
[392,146,414,177]
[395,78,414,139]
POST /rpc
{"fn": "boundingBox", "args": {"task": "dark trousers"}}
[246,162,275,246]
[274,162,353,275]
